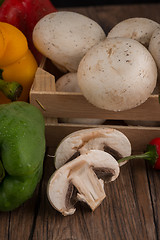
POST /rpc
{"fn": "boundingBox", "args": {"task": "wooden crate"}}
[30,57,160,152]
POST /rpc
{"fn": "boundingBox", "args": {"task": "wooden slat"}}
[45,122,160,151]
[30,67,56,92]
[31,90,160,121]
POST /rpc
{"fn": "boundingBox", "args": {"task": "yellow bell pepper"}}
[0,22,38,104]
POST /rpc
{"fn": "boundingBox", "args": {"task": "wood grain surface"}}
[1,3,160,240]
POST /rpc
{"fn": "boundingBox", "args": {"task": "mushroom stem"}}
[69,161,106,211]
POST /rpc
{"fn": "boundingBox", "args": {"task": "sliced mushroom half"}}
[54,128,131,169]
[47,150,120,216]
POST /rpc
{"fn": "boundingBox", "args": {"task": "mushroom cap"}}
[47,149,120,216]
[54,127,131,169]
[56,73,105,125]
[56,73,81,92]
[77,37,157,111]
[33,11,106,72]
[107,17,160,47]
[149,27,160,76]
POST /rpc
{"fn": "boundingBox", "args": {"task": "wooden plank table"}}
[1,3,160,240]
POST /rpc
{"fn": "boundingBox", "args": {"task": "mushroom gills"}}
[93,167,116,182]
[66,150,81,163]
[103,145,123,161]
[65,182,78,209]
[64,145,122,165]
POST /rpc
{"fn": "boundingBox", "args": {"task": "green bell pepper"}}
[0,101,46,211]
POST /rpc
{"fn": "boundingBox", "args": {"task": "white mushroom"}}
[149,27,160,83]
[47,150,120,216]
[54,127,131,169]
[56,73,81,92]
[107,17,160,47]
[77,37,157,112]
[33,11,106,72]
[56,73,105,124]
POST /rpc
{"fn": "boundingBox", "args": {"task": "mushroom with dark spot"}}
[107,17,160,47]
[33,11,106,72]
[77,37,157,111]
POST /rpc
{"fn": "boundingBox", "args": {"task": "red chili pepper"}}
[118,138,160,169]
[149,138,160,169]
[0,0,57,63]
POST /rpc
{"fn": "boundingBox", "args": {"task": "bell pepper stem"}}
[0,160,5,183]
[118,145,158,167]
[0,79,23,101]
[0,0,4,6]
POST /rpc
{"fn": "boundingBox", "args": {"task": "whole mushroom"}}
[56,73,80,92]
[149,27,160,83]
[54,127,131,169]
[56,73,105,124]
[107,17,160,48]
[77,37,157,112]
[47,150,120,216]
[33,11,106,72]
